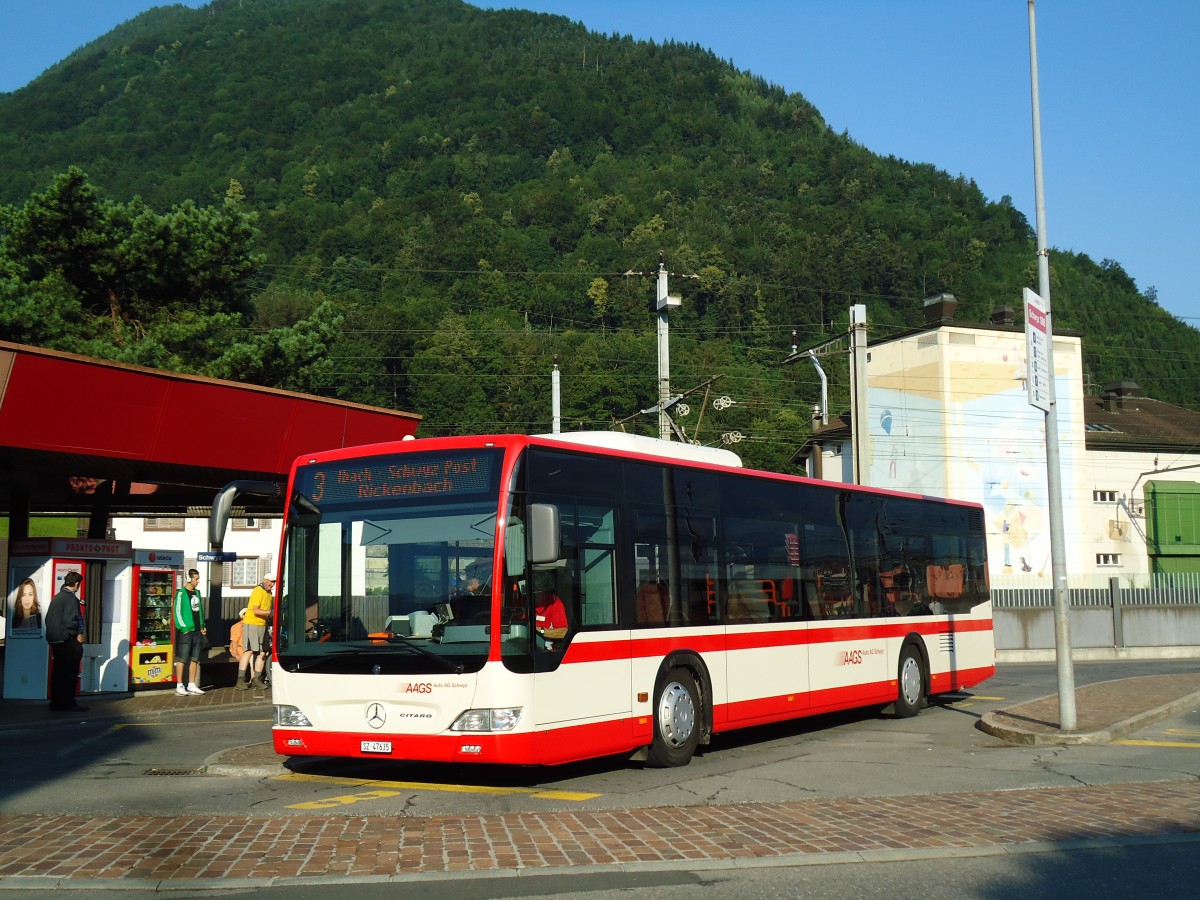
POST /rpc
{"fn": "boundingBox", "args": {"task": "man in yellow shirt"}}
[235,574,274,691]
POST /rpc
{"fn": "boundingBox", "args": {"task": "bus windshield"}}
[275,447,505,673]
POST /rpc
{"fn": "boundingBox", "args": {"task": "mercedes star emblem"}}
[366,702,386,729]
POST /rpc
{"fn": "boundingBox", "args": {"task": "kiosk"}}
[4,537,134,699]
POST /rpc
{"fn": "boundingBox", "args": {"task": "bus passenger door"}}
[722,522,810,724]
[807,580,891,710]
[529,503,631,762]
[724,580,810,723]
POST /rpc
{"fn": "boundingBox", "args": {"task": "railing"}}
[992,571,1200,608]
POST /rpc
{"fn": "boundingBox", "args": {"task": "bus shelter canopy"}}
[0,341,421,523]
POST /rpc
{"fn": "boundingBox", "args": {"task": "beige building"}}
[794,297,1200,584]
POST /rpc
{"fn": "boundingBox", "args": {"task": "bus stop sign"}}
[197,551,237,562]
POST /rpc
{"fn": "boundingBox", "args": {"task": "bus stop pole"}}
[1028,0,1076,730]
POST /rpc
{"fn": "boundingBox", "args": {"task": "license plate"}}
[361,740,392,754]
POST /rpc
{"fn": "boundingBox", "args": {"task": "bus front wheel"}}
[647,667,701,767]
[894,645,926,718]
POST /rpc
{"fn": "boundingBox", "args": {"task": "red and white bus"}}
[266,431,993,767]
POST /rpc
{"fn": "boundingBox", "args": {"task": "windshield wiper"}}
[285,649,359,672]
[283,640,464,675]
[370,634,464,674]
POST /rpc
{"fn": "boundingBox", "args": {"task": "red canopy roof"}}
[0,341,421,518]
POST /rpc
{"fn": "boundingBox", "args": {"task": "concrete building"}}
[794,296,1200,586]
[109,514,280,609]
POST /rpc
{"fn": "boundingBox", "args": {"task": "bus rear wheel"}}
[894,645,926,718]
[647,667,701,767]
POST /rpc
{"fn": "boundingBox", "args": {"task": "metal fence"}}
[992,571,1200,609]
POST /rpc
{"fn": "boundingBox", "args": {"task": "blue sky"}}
[2,1,1197,327]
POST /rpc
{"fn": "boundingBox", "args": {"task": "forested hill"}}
[1,0,1197,471]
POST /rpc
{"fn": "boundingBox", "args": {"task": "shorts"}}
[241,623,267,653]
[175,630,204,667]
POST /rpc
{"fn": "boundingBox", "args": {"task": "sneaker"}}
[186,684,204,695]
[175,684,188,696]
[234,679,250,691]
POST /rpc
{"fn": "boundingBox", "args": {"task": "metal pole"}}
[656,262,671,441]
[551,357,561,434]
[808,352,828,425]
[1028,0,1076,729]
[850,304,870,486]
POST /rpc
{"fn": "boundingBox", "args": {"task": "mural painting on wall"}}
[984,425,1051,578]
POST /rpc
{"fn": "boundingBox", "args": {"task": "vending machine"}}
[130,550,183,687]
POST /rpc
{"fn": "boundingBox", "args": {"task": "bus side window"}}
[726,579,771,624]
[636,576,668,624]
[798,571,821,621]
[578,504,618,628]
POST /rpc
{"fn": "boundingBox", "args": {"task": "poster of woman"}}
[8,577,43,637]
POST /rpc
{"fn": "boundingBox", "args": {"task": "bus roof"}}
[534,431,743,468]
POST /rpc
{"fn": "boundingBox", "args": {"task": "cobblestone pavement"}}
[1,674,1199,889]
[1,780,1198,888]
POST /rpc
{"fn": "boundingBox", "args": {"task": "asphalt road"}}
[2,659,1199,820]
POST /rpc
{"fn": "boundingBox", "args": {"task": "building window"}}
[1096,553,1122,567]
[144,517,185,532]
[231,517,266,531]
[228,556,271,588]
[1092,490,1118,503]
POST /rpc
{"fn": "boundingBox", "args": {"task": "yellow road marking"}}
[278,771,599,806]
[1163,728,1200,737]
[290,790,404,810]
[530,788,603,801]
[939,693,1003,708]
[1113,739,1200,748]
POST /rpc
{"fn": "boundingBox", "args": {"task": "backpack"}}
[229,619,244,660]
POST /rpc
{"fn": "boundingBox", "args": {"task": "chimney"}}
[990,306,1015,326]
[923,292,958,325]
[1101,381,1140,410]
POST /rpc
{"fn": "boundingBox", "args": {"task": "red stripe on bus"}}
[274,663,995,766]
[559,618,993,661]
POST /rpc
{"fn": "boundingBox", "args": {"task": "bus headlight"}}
[451,708,522,732]
[274,705,313,727]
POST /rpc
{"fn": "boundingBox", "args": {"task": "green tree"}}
[0,169,340,390]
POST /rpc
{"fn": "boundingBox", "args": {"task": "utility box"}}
[1144,480,1200,573]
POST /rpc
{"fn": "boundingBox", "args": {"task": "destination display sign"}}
[300,450,499,506]
[1023,287,1051,412]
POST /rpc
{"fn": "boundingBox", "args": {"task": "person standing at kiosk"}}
[44,571,86,712]
[173,569,207,695]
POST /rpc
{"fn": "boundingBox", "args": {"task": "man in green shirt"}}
[173,568,207,695]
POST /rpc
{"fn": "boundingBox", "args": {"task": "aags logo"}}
[405,682,433,693]
[838,650,863,666]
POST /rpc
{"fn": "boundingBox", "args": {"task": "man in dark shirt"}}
[44,571,87,713]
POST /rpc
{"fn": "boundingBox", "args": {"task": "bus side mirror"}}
[528,503,561,565]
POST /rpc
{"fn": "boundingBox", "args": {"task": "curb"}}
[203,761,289,777]
[977,687,1200,746]
[202,741,287,777]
